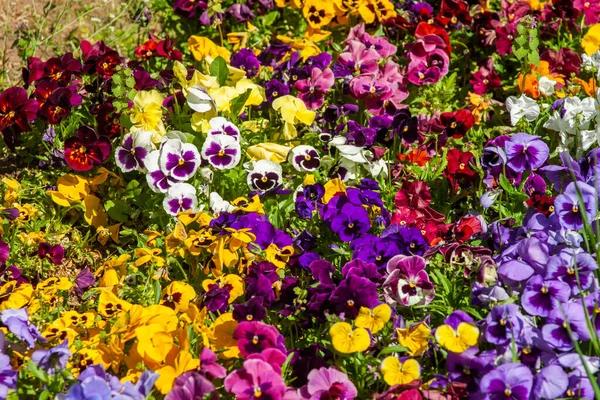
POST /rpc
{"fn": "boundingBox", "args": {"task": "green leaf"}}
[27,360,48,383]
[498,174,514,193]
[515,36,528,47]
[112,74,122,85]
[230,89,252,116]
[263,11,279,26]
[105,199,132,223]
[378,345,409,356]
[210,56,229,87]
[528,51,540,66]
[112,86,126,97]
[125,76,136,88]
[513,47,529,60]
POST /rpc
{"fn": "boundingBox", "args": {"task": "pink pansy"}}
[295,67,335,110]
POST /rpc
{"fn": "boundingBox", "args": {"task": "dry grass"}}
[0,0,152,88]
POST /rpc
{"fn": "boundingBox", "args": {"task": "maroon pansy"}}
[63,126,111,171]
[0,87,38,132]
[38,242,64,265]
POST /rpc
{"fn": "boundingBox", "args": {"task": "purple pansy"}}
[542,302,591,351]
[288,145,320,172]
[504,133,550,172]
[115,130,154,172]
[545,249,598,295]
[330,203,371,242]
[31,339,71,375]
[0,308,45,349]
[38,242,64,265]
[532,365,568,400]
[0,354,17,399]
[233,321,286,357]
[480,363,533,400]
[520,275,570,317]
[162,183,197,216]
[165,371,217,400]
[553,181,597,231]
[246,160,283,193]
[330,274,378,318]
[159,138,201,180]
[484,304,524,345]
[201,134,241,169]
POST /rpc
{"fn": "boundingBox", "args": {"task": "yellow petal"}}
[381,356,421,386]
[583,24,600,56]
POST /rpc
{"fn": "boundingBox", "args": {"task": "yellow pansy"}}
[211,312,240,359]
[61,311,96,329]
[434,322,480,353]
[0,282,33,311]
[96,224,120,245]
[130,90,165,139]
[133,248,165,267]
[265,243,295,269]
[275,0,303,8]
[322,178,346,204]
[227,32,249,51]
[160,281,196,312]
[381,357,421,386]
[182,304,213,347]
[355,304,391,334]
[135,323,175,367]
[397,323,431,356]
[46,174,90,207]
[156,350,200,394]
[18,231,45,247]
[165,221,187,256]
[43,319,78,344]
[235,78,265,107]
[232,195,265,215]
[97,290,132,318]
[188,36,231,62]
[247,143,292,163]
[277,35,321,60]
[272,95,316,140]
[302,0,335,29]
[184,229,217,256]
[83,194,108,228]
[330,322,371,353]
[358,0,396,23]
[583,24,600,55]
[2,177,20,205]
[37,277,73,293]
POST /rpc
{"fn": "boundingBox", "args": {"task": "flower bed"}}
[1,0,600,398]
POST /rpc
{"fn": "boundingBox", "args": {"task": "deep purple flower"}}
[542,302,591,351]
[505,133,549,172]
[520,275,570,317]
[0,208,19,221]
[484,304,524,345]
[330,204,370,242]
[309,259,335,285]
[0,265,27,285]
[298,367,357,400]
[553,181,598,231]
[31,340,71,375]
[115,131,153,172]
[224,359,286,400]
[0,308,45,348]
[231,49,260,77]
[0,238,8,266]
[227,3,255,22]
[233,321,286,357]
[332,273,377,313]
[74,268,95,296]
[446,347,494,385]
[264,79,290,104]
[233,297,267,322]
[480,363,533,400]
[202,283,230,313]
[352,236,400,269]
[38,242,64,265]
[166,371,217,400]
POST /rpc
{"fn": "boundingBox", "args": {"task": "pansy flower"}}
[298,367,357,400]
[288,145,320,172]
[295,67,335,110]
[115,130,154,172]
[553,181,597,231]
[329,322,370,353]
[38,242,65,265]
[163,183,198,216]
[224,359,286,400]
[233,321,286,357]
[480,363,533,400]
[145,151,181,193]
[0,87,38,133]
[383,255,435,307]
[380,357,421,386]
[504,133,549,172]
[63,127,111,171]
[201,135,241,170]
[160,138,201,180]
[246,160,283,193]
[355,304,391,334]
[207,117,240,141]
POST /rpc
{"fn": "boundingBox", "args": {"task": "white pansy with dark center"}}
[159,138,201,181]
[288,145,321,172]
[186,85,215,113]
[162,183,198,216]
[115,130,154,173]
[246,160,283,193]
[209,192,236,215]
[201,134,241,170]
[208,117,240,141]
[145,150,181,193]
